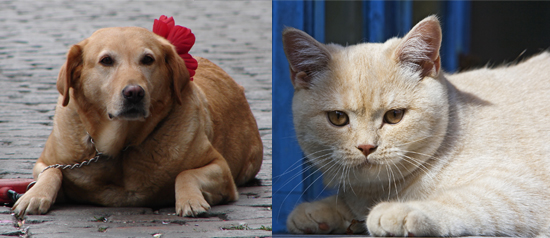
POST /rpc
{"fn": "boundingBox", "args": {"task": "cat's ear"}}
[282,27,331,89]
[394,15,442,79]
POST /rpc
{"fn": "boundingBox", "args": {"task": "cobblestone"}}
[0,0,271,237]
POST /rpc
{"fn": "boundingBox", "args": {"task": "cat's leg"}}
[366,185,543,237]
[287,195,356,234]
[366,201,439,236]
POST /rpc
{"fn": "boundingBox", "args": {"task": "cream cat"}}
[282,15,550,237]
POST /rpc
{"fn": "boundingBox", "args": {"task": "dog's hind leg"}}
[174,148,238,217]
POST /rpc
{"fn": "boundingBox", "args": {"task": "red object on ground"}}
[0,179,35,204]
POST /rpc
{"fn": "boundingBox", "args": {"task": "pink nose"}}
[357,144,377,157]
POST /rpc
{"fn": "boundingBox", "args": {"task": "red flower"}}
[153,15,174,38]
[152,15,198,81]
[167,25,194,55]
[180,53,198,80]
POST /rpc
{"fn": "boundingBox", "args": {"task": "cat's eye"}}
[327,111,349,127]
[384,109,405,124]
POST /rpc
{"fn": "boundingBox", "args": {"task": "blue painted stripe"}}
[272,0,325,233]
[363,1,412,42]
[364,1,386,42]
[442,1,471,72]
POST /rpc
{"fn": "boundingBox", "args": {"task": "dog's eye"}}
[141,55,155,65]
[99,56,114,66]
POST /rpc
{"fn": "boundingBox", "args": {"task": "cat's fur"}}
[283,15,550,237]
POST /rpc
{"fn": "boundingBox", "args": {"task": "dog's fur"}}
[12,27,263,217]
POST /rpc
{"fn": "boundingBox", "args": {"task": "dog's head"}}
[57,27,190,121]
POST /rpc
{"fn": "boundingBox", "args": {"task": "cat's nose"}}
[357,144,377,157]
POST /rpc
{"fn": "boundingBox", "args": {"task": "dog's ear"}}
[163,44,190,105]
[57,42,85,107]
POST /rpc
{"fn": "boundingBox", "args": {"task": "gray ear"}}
[282,27,331,89]
[394,15,442,78]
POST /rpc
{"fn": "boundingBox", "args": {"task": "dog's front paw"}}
[366,202,438,237]
[287,200,349,234]
[12,191,53,217]
[176,194,211,217]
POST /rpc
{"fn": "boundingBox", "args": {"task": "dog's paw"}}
[287,200,348,234]
[12,192,53,217]
[366,202,438,237]
[176,195,211,217]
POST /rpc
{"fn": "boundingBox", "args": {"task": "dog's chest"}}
[61,146,185,206]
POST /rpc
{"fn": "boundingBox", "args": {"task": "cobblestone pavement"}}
[0,0,272,237]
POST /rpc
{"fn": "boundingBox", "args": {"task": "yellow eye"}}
[384,109,404,124]
[327,111,349,126]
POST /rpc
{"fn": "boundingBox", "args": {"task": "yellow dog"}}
[12,26,263,217]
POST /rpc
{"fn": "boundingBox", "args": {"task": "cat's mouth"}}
[346,154,400,168]
[342,156,372,167]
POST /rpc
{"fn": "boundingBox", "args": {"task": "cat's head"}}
[283,16,449,185]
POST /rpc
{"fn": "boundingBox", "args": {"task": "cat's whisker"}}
[273,160,318,192]
[273,153,332,195]
[383,164,392,199]
[312,164,341,201]
[346,166,358,196]
[332,163,348,205]
[389,161,404,201]
[273,150,334,181]
[396,158,414,175]
[343,166,351,192]
[390,160,406,180]
[387,147,438,163]
[400,150,451,173]
[335,168,343,206]
[399,149,441,160]
[388,165,398,200]
[293,161,338,209]
[273,155,312,180]
[272,159,308,181]
[376,161,384,181]
[340,164,347,193]
[400,154,437,181]
[276,156,339,220]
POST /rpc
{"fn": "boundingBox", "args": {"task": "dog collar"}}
[38,134,107,177]
[152,15,198,81]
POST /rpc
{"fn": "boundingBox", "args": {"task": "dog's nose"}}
[122,85,145,103]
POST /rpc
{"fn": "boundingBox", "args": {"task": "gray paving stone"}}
[0,0,271,237]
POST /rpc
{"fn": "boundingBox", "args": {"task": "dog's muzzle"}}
[108,85,148,120]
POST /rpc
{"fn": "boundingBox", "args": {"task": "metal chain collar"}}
[38,134,105,177]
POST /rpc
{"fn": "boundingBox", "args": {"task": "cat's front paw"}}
[366,202,438,237]
[287,200,348,234]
